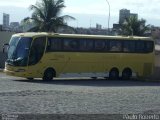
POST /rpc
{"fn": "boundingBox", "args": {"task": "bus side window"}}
[145,41,154,53]
[80,39,94,52]
[47,38,51,51]
[63,39,79,51]
[95,40,106,51]
[109,41,122,52]
[123,41,135,53]
[69,40,79,50]
[63,39,70,50]
[47,38,61,52]
[136,41,145,53]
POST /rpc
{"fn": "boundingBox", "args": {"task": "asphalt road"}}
[0,73,160,119]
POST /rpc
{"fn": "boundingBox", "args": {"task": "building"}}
[119,9,130,24]
[0,25,3,31]
[151,26,160,40]
[10,22,19,28]
[113,24,121,30]
[3,13,10,27]
[119,9,138,25]
[113,9,138,35]
[96,23,102,30]
[10,22,21,32]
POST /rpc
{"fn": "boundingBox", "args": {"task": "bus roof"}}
[13,32,152,40]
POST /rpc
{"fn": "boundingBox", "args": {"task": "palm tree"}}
[121,16,150,36]
[23,0,75,32]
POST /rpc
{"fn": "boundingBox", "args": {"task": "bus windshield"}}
[7,37,32,66]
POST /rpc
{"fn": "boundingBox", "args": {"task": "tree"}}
[23,0,75,32]
[121,16,150,36]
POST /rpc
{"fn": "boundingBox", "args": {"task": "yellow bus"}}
[4,32,154,80]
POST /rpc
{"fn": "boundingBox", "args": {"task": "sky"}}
[0,0,160,28]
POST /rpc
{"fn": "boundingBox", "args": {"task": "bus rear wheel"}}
[109,68,119,80]
[122,68,132,80]
[43,68,55,81]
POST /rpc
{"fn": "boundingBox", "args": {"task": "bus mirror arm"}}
[3,46,4,53]
[3,43,9,53]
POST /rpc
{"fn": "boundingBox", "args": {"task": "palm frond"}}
[29,5,46,21]
[23,0,75,32]
[121,16,149,36]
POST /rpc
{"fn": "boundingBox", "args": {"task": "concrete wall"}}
[0,31,14,52]
[0,52,7,68]
[0,31,14,68]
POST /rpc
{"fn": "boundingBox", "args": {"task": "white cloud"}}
[0,0,36,8]
[65,0,160,27]
[65,0,160,23]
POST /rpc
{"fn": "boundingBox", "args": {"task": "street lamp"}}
[106,0,110,34]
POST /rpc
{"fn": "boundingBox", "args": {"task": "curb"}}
[139,78,160,82]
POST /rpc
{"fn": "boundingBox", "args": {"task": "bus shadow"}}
[14,78,160,87]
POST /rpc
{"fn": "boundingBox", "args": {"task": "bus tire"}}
[122,68,132,80]
[43,68,56,81]
[109,68,119,80]
[27,78,34,80]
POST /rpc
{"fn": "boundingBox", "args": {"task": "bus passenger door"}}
[27,36,47,78]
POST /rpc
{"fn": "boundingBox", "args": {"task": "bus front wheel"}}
[43,68,55,81]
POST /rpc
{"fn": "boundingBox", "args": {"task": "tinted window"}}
[95,40,106,51]
[47,38,61,51]
[136,41,145,53]
[7,37,32,66]
[29,37,46,65]
[109,40,122,52]
[123,41,136,52]
[46,37,153,53]
[145,41,154,53]
[80,39,94,51]
[63,39,79,51]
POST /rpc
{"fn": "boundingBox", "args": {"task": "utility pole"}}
[106,0,110,35]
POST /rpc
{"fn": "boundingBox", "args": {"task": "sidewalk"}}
[0,68,4,72]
